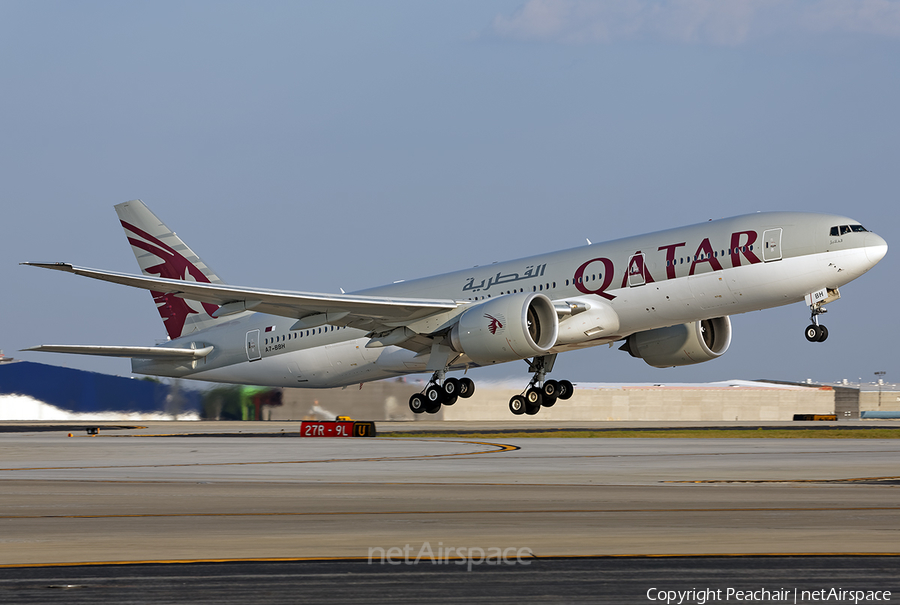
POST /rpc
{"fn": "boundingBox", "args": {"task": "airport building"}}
[1,352,896,422]
[269,377,900,423]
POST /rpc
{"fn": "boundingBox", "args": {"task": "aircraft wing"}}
[21,262,460,332]
[21,344,214,359]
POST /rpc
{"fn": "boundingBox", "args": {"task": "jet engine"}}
[620,317,732,368]
[450,292,558,365]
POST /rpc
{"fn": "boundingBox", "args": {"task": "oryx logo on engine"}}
[485,313,504,335]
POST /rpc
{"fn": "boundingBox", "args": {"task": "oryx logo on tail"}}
[121,220,220,339]
[115,200,227,340]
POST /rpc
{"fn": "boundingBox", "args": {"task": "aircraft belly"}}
[190,350,320,387]
[609,280,697,330]
[605,249,869,342]
[688,272,736,310]
[190,342,404,389]
[374,347,427,373]
[721,250,867,310]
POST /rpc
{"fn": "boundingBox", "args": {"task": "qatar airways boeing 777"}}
[23,200,887,415]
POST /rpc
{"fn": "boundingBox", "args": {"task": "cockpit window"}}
[830,224,869,236]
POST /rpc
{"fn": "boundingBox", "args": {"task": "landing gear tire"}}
[558,380,574,400]
[509,395,526,415]
[443,377,460,398]
[443,395,458,406]
[541,380,559,408]
[542,380,559,399]
[458,377,475,398]
[805,325,822,342]
[425,385,444,404]
[817,325,829,342]
[524,388,543,415]
[425,400,441,414]
[409,393,427,414]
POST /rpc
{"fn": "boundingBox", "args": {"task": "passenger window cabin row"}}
[265,325,346,346]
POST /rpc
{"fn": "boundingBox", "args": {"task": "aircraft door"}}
[763,228,782,262]
[627,253,647,287]
[246,329,261,361]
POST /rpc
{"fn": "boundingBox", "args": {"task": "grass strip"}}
[380,428,900,439]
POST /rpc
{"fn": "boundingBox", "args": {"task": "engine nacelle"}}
[620,316,732,368]
[450,293,558,365]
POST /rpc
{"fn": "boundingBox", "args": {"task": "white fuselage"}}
[137,211,886,388]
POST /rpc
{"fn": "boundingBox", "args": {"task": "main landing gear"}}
[406,355,577,416]
[508,355,574,416]
[805,302,829,343]
[408,371,475,414]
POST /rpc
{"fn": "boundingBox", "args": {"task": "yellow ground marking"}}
[1,552,898,569]
[0,439,518,472]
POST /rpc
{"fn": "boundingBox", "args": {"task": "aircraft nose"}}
[865,232,888,265]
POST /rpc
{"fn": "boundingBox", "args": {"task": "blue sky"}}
[2,0,898,387]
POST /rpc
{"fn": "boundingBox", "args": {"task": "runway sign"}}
[300,421,376,437]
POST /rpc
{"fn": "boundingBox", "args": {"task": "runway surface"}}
[1,421,897,602]
[2,557,897,604]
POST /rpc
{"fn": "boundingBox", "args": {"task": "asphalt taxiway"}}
[0,421,897,602]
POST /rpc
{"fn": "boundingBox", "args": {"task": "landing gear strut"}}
[508,354,573,416]
[409,370,475,414]
[805,302,829,343]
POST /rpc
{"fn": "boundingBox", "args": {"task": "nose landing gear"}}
[803,288,841,343]
[805,303,829,343]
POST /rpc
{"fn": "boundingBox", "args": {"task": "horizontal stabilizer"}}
[22,344,214,359]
